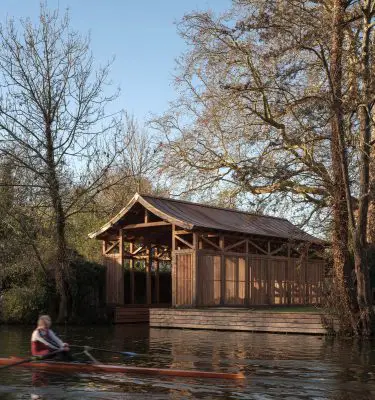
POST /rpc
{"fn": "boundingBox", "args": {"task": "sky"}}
[0,0,232,122]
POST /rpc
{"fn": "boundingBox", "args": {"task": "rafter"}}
[175,234,194,249]
[224,239,247,252]
[104,240,120,254]
[201,235,222,250]
[248,239,268,255]
[123,221,170,229]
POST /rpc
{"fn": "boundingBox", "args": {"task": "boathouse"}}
[89,193,326,328]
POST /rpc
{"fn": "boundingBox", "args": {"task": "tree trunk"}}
[329,0,374,335]
[355,101,373,334]
[352,1,374,336]
[329,0,357,330]
[54,198,69,323]
[45,122,70,323]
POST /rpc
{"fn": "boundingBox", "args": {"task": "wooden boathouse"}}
[90,193,328,332]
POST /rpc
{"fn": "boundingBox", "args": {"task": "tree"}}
[0,7,125,321]
[153,0,375,334]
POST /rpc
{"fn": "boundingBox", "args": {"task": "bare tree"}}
[153,0,375,334]
[122,114,161,193]
[0,6,125,321]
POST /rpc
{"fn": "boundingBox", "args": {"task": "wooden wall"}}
[197,254,221,306]
[175,251,194,306]
[248,256,324,305]
[103,254,124,305]
[193,252,325,307]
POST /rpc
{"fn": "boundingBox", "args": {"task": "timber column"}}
[191,232,198,307]
[171,224,177,307]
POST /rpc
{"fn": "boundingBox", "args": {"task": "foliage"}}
[0,284,51,324]
[0,254,107,324]
[69,255,107,323]
[0,5,128,322]
[0,4,166,323]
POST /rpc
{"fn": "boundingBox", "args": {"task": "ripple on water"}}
[1,325,375,399]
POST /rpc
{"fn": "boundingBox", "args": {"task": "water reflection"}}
[0,325,375,399]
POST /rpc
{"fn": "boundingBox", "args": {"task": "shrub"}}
[0,284,50,323]
[69,256,107,323]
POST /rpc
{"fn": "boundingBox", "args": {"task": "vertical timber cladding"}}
[197,253,246,306]
[224,256,246,305]
[195,239,325,307]
[103,254,124,305]
[249,255,325,305]
[175,251,194,306]
[197,254,221,305]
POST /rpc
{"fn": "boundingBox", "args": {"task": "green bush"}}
[69,256,107,323]
[0,252,107,324]
[0,284,50,323]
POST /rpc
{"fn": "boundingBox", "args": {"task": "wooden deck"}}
[114,304,170,324]
[149,308,336,334]
[114,306,150,324]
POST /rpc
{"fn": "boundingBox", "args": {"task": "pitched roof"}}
[89,193,322,243]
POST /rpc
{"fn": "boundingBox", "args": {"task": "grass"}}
[200,306,322,313]
[250,306,321,313]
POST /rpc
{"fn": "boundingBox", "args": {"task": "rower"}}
[31,315,72,361]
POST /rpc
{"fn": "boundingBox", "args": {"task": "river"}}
[0,325,375,399]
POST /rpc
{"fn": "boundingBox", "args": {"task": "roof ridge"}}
[140,193,288,222]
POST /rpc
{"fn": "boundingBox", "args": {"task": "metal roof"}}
[89,193,322,243]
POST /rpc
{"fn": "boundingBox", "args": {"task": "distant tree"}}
[0,6,126,321]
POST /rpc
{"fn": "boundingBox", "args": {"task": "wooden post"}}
[305,244,310,305]
[220,235,225,305]
[118,229,124,305]
[156,256,160,304]
[129,242,135,304]
[245,239,250,307]
[145,209,149,223]
[172,224,177,307]
[147,244,152,305]
[287,242,291,305]
[191,232,198,307]
[267,241,272,305]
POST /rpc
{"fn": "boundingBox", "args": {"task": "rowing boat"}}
[0,357,245,380]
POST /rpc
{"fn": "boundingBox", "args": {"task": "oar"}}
[70,345,160,358]
[0,349,64,370]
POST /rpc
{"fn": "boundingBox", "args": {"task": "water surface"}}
[0,325,375,399]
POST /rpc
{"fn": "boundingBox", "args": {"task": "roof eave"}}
[88,193,193,239]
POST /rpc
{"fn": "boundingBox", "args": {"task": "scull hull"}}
[0,358,244,380]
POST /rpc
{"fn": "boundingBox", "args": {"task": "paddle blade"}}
[121,352,138,357]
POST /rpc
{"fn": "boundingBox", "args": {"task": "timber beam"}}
[123,221,170,229]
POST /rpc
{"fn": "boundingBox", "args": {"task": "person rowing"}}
[31,315,72,361]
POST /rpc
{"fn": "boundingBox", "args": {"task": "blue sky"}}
[0,0,231,122]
